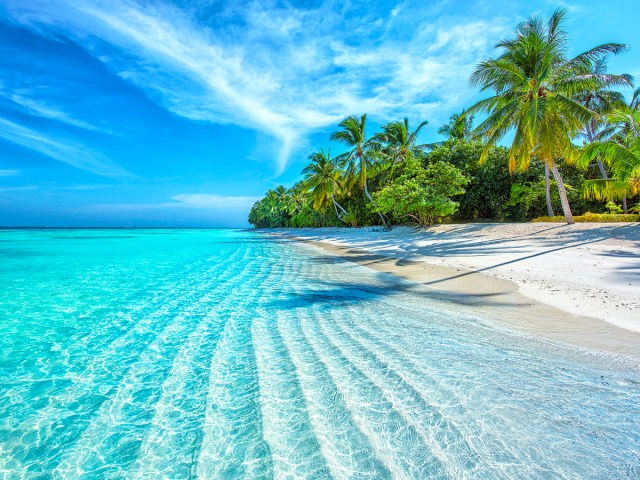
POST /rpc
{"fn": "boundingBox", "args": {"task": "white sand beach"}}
[272,223,640,357]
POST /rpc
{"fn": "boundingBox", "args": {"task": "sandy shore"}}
[270,223,640,359]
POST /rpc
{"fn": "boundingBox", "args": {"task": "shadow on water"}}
[268,276,525,312]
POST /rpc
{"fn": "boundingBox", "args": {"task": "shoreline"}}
[269,223,640,360]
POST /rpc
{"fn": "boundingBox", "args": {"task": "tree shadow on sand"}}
[275,223,639,287]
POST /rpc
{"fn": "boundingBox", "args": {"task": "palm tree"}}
[466,8,628,224]
[574,57,632,179]
[438,110,474,141]
[286,183,307,216]
[331,114,390,228]
[272,185,289,209]
[373,117,429,163]
[598,105,640,142]
[301,149,349,223]
[579,108,640,211]
[263,186,289,223]
[630,87,640,111]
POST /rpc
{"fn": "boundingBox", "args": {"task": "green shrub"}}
[373,159,468,226]
[605,201,623,215]
[427,141,514,220]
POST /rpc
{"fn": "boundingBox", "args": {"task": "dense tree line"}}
[249,9,639,228]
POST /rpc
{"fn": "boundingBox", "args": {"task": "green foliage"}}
[290,205,328,228]
[468,8,627,171]
[372,160,468,226]
[247,135,627,228]
[533,213,640,223]
[427,141,515,220]
[466,8,629,224]
[506,177,579,219]
[247,133,627,228]
[579,108,640,201]
[605,201,623,214]
[437,110,474,141]
[372,117,430,164]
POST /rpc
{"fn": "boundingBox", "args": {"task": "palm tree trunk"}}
[587,125,609,181]
[597,160,608,180]
[331,194,348,217]
[331,194,349,224]
[551,165,574,225]
[622,195,628,214]
[331,199,342,222]
[363,177,374,202]
[544,163,555,217]
[363,178,391,229]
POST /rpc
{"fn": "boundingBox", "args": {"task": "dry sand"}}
[270,223,640,359]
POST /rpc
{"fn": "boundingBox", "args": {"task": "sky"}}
[1,0,639,227]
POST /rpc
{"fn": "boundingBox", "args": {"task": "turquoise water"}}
[0,229,638,479]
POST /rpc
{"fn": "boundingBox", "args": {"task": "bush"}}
[427,141,516,220]
[605,201,623,214]
[532,213,640,223]
[373,159,468,225]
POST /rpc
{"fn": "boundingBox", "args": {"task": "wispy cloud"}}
[170,193,260,209]
[0,168,20,176]
[87,193,259,212]
[8,93,101,131]
[1,0,510,173]
[0,117,131,177]
[0,185,37,192]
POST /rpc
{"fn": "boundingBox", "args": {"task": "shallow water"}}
[0,229,638,479]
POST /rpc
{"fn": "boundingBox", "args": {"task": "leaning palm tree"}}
[466,8,628,224]
[372,117,429,164]
[301,149,349,223]
[331,114,390,228]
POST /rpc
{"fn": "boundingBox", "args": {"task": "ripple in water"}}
[0,229,638,479]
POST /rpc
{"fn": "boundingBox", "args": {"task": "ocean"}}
[1,229,638,478]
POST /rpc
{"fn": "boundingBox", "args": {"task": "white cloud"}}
[0,169,20,176]
[0,118,131,177]
[2,0,511,172]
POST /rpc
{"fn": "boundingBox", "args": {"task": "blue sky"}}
[1,0,638,227]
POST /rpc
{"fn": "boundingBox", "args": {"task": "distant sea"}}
[1,229,638,478]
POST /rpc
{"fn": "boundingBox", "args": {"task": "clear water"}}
[0,229,638,479]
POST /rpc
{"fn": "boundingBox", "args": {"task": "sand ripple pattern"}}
[0,229,639,479]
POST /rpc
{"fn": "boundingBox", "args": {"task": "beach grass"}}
[533,213,640,222]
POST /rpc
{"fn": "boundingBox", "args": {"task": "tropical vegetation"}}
[248,8,638,229]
